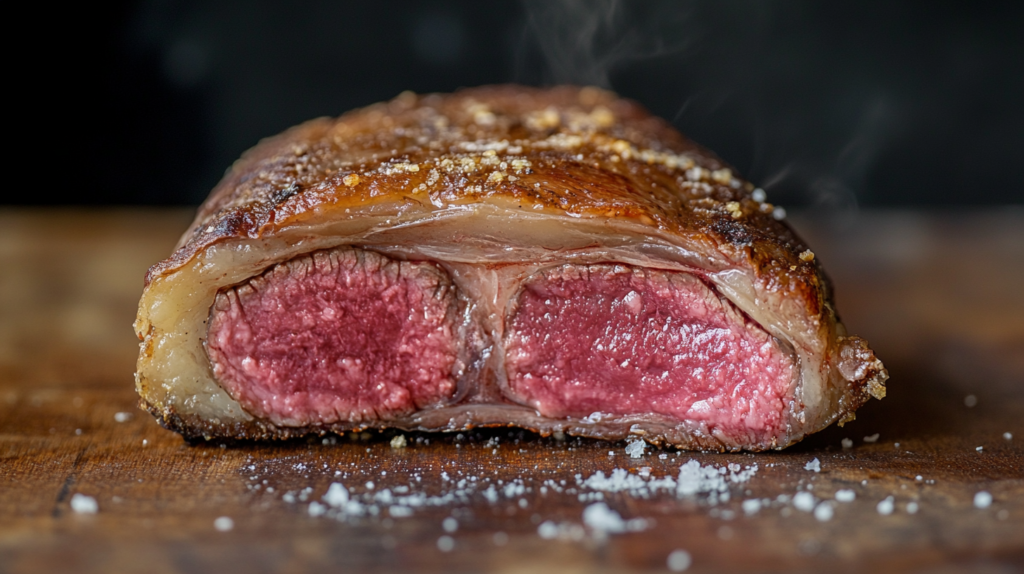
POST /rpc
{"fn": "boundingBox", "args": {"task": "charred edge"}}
[710,219,754,246]
[835,367,889,427]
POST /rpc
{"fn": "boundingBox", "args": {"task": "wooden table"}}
[1,208,1021,573]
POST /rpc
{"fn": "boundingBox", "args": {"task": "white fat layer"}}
[136,203,831,440]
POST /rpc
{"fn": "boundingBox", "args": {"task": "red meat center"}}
[503,264,795,440]
[206,248,459,426]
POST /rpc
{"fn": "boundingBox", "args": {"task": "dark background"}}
[21,0,1024,208]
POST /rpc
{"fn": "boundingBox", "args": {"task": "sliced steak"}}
[503,264,796,443]
[206,248,461,427]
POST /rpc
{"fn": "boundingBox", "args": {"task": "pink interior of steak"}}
[206,249,460,426]
[503,265,795,441]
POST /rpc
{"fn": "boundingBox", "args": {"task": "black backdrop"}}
[22,0,1024,207]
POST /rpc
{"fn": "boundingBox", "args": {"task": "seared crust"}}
[136,84,885,447]
[147,85,819,303]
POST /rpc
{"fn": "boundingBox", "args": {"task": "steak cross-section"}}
[206,248,461,427]
[503,264,797,443]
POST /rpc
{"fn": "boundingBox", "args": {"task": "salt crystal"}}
[863,433,880,443]
[214,516,234,531]
[537,521,559,539]
[915,475,923,482]
[906,501,919,514]
[877,496,895,515]
[442,517,458,532]
[814,502,834,522]
[804,458,821,473]
[389,506,412,517]
[308,501,327,517]
[742,499,761,515]
[793,492,816,512]
[323,483,349,507]
[841,438,853,449]
[1004,432,1013,440]
[625,439,646,459]
[70,493,97,514]
[667,549,692,572]
[113,412,132,423]
[437,535,455,552]
[834,489,856,502]
[390,435,407,449]
[752,188,767,202]
[974,491,993,509]
[582,502,648,533]
[964,394,978,408]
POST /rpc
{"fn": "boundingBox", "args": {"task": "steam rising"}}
[522,1,896,217]
[523,0,689,88]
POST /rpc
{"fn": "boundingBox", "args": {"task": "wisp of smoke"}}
[522,0,691,88]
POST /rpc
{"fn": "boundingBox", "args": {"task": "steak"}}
[134,85,887,450]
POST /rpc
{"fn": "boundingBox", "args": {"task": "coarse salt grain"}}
[742,499,761,515]
[805,458,821,473]
[442,517,458,533]
[625,439,646,459]
[835,489,856,502]
[841,438,853,449]
[537,521,559,539]
[863,433,880,443]
[70,493,97,514]
[389,506,412,517]
[323,483,349,507]
[582,502,648,533]
[906,502,919,514]
[974,491,993,509]
[814,502,834,522]
[214,516,234,531]
[308,501,326,517]
[114,412,132,423]
[1004,432,1013,440]
[793,492,816,512]
[964,394,978,407]
[437,535,455,552]
[667,549,692,572]
[877,497,895,515]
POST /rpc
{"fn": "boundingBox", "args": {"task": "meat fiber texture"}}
[134,85,887,451]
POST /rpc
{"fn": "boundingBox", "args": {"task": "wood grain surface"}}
[1,208,1022,573]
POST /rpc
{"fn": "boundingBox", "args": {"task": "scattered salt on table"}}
[667,549,692,572]
[70,493,97,514]
[877,496,895,515]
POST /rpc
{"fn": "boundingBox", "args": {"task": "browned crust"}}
[139,84,882,445]
[144,85,824,311]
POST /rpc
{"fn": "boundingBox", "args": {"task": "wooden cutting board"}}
[1,208,1021,573]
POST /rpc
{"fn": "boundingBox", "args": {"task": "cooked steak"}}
[135,85,887,450]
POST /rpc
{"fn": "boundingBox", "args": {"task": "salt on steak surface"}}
[134,84,887,450]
